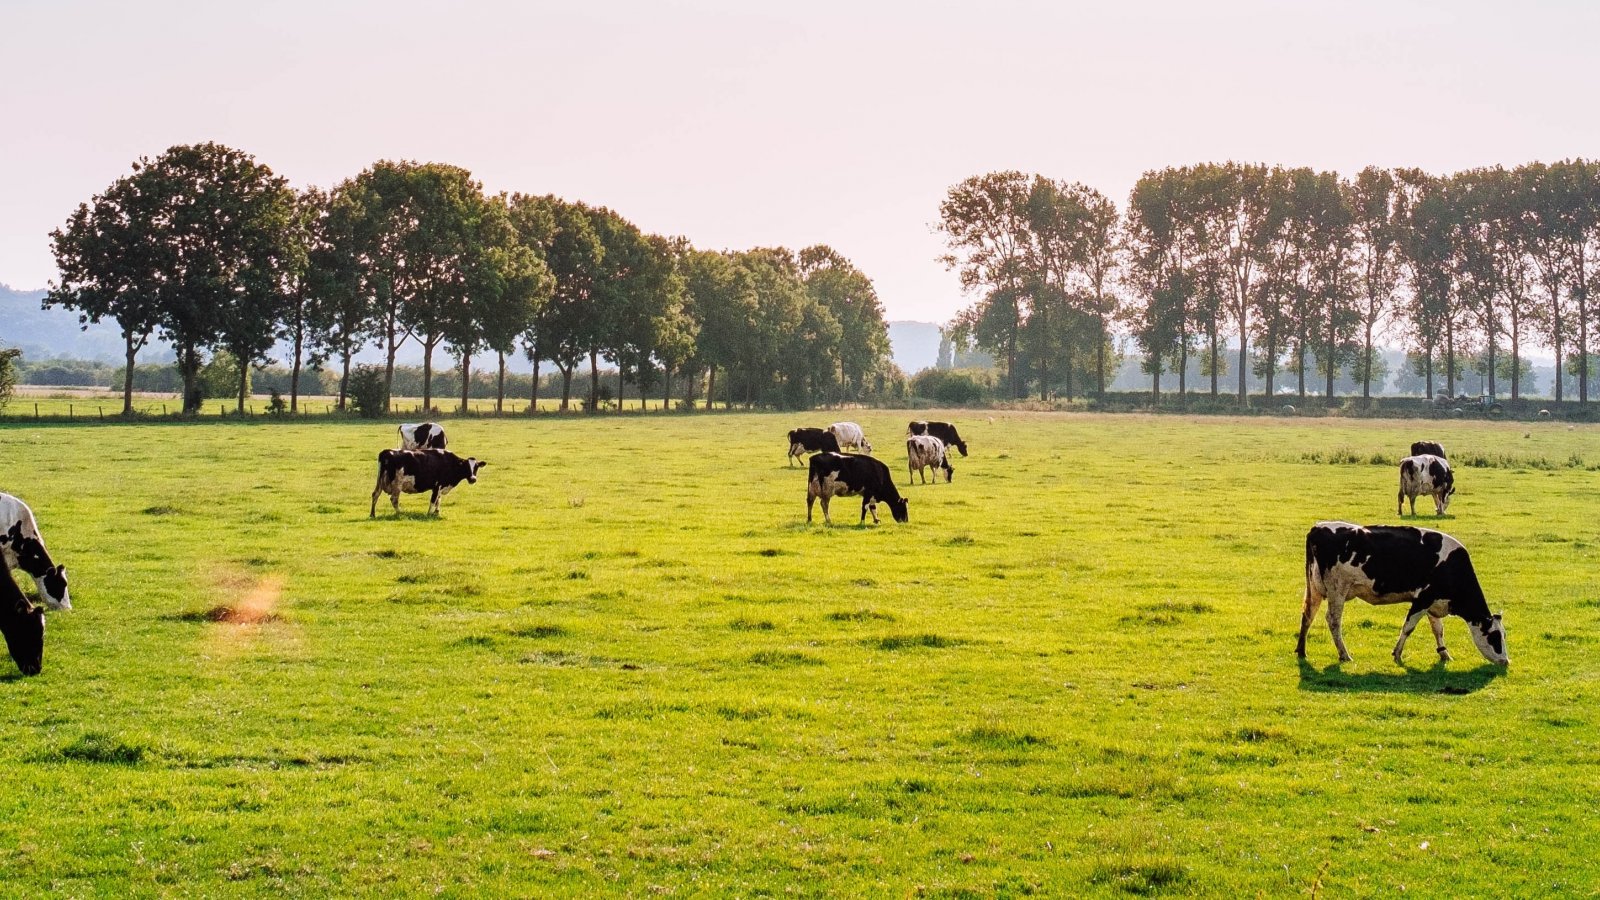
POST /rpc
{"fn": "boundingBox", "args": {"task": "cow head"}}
[1467,614,1508,665]
[40,565,69,611]
[887,496,909,523]
[1,600,44,676]
[953,440,968,457]
[467,459,487,484]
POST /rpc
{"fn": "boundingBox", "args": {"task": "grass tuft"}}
[1089,858,1189,895]
[509,624,566,639]
[730,617,775,631]
[747,650,822,667]
[827,608,896,623]
[142,505,182,516]
[962,726,1048,750]
[57,733,145,765]
[870,633,962,650]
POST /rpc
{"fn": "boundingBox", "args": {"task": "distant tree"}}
[47,144,283,413]
[279,188,325,413]
[529,198,605,410]
[504,194,558,410]
[684,249,755,410]
[306,186,377,410]
[798,245,890,403]
[938,171,1035,398]
[1348,167,1403,404]
[0,346,18,411]
[46,167,166,415]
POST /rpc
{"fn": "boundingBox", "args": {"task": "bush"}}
[910,368,989,405]
[198,351,245,400]
[348,366,389,419]
[0,347,19,412]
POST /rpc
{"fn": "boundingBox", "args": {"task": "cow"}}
[1398,454,1454,516]
[1410,440,1446,459]
[906,434,953,484]
[398,422,448,451]
[787,427,841,466]
[370,449,486,517]
[908,420,968,457]
[827,422,873,454]
[1299,522,1507,667]
[0,492,69,610]
[806,452,908,525]
[0,554,44,676]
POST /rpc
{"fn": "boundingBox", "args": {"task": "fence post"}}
[34,403,39,419]
[98,407,104,420]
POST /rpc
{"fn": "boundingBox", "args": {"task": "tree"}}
[684,249,755,410]
[1125,168,1199,401]
[798,245,890,404]
[505,194,558,410]
[529,198,605,410]
[1348,168,1403,404]
[0,346,18,412]
[1395,169,1459,398]
[47,143,284,413]
[279,188,325,413]
[938,172,1035,398]
[307,187,377,410]
[46,175,165,416]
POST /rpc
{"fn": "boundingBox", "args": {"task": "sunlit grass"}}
[0,411,1595,895]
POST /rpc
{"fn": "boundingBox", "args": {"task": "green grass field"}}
[1,411,1596,896]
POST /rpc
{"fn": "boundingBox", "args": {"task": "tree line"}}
[46,143,896,416]
[940,161,1600,405]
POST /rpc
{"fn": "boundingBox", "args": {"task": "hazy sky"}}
[4,0,1598,323]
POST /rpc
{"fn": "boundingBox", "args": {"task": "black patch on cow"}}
[1411,440,1446,459]
[0,557,42,676]
[788,427,841,455]
[1426,458,1454,494]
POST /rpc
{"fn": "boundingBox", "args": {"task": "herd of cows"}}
[0,424,1513,676]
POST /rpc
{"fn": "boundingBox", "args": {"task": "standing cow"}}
[908,421,968,457]
[0,492,69,610]
[906,434,953,484]
[807,452,908,525]
[0,555,43,676]
[1410,440,1446,459]
[1398,454,1454,516]
[787,427,841,466]
[398,423,448,451]
[827,422,873,454]
[1299,522,1507,666]
[371,449,487,517]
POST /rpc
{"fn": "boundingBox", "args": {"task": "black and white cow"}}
[787,427,842,466]
[908,420,968,457]
[0,554,44,676]
[1410,440,1446,459]
[370,449,486,517]
[0,492,69,610]
[806,452,908,525]
[906,434,953,484]
[1299,522,1508,666]
[1398,454,1454,516]
[827,422,872,454]
[398,422,448,451]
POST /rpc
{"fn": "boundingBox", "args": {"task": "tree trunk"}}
[1424,347,1434,399]
[459,350,472,414]
[121,331,138,416]
[422,339,435,413]
[1096,313,1108,396]
[1445,320,1456,397]
[289,298,305,413]
[1361,322,1374,405]
[560,364,573,410]
[180,344,201,414]
[663,367,672,410]
[384,328,399,414]
[237,355,249,413]
[1325,316,1336,403]
[530,356,540,413]
[706,366,716,411]
[1236,304,1249,405]
[1178,343,1188,398]
[1150,356,1162,404]
[339,351,353,411]
[1208,326,1219,397]
[496,351,506,413]
[1578,256,1590,405]
[588,350,600,412]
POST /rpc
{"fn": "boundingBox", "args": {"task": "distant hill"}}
[887,320,942,374]
[0,284,161,362]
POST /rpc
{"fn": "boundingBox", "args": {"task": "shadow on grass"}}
[363,510,439,522]
[1396,513,1456,522]
[1297,658,1504,695]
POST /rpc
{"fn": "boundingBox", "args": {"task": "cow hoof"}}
[1437,650,1452,661]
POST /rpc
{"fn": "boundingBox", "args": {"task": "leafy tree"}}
[0,346,18,412]
[306,186,376,410]
[528,197,605,410]
[1125,168,1198,400]
[504,194,558,410]
[279,188,325,412]
[684,249,756,409]
[798,245,890,403]
[938,172,1035,398]
[1347,168,1403,404]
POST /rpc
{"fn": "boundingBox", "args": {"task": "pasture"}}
[1,411,1597,896]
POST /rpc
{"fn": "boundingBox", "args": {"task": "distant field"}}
[0,411,1596,896]
[6,390,677,418]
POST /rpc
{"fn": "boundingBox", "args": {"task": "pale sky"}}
[4,0,1598,324]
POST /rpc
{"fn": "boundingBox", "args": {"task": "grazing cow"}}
[827,422,873,454]
[0,493,69,610]
[787,427,842,466]
[0,555,44,676]
[370,449,486,517]
[807,452,908,525]
[1300,522,1508,666]
[398,422,448,451]
[906,435,953,484]
[1398,454,1454,516]
[908,420,968,457]
[1410,440,1446,459]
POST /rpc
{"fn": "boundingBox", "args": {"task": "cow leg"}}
[820,495,832,525]
[1297,576,1324,658]
[1325,597,1352,662]
[806,492,815,523]
[1408,494,1417,516]
[1397,487,1404,517]
[1434,493,1445,516]
[429,487,441,515]
[1429,614,1450,661]
[1393,604,1430,665]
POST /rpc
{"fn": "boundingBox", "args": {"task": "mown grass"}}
[0,411,1597,895]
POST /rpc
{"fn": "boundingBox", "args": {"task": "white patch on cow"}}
[828,422,871,454]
